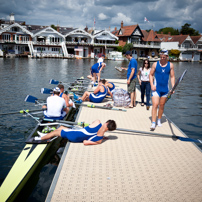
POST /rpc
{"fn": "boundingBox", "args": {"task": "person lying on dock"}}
[74,79,112,104]
[35,119,117,145]
[57,84,75,108]
[43,87,69,120]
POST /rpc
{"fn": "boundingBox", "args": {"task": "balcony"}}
[0,39,29,44]
[65,41,91,46]
[132,42,160,49]
[179,46,199,51]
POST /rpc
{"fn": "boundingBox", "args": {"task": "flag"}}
[144,17,149,22]
[94,17,96,26]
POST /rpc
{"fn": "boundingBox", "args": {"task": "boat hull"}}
[0,107,75,202]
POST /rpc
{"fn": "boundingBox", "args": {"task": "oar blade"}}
[41,88,52,94]
[49,79,59,85]
[24,95,38,103]
[178,136,202,144]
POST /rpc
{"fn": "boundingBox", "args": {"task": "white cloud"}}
[98,13,108,20]
[111,13,131,25]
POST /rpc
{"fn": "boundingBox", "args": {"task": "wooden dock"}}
[46,79,202,202]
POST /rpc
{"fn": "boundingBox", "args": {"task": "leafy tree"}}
[116,46,123,52]
[51,24,57,30]
[180,23,200,36]
[157,27,179,35]
[169,49,181,58]
[122,43,133,53]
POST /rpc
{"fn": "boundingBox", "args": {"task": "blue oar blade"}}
[49,79,59,85]
[41,88,52,94]
[178,136,202,144]
[24,95,38,103]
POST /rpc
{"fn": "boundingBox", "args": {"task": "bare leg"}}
[92,73,96,83]
[130,92,134,106]
[158,97,167,119]
[133,91,136,106]
[79,91,91,101]
[151,96,160,123]
[41,126,67,140]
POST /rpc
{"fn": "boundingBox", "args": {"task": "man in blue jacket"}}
[121,51,137,108]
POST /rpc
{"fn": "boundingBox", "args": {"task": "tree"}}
[51,24,57,30]
[157,27,179,35]
[169,49,181,58]
[122,43,133,53]
[116,46,123,52]
[180,23,200,36]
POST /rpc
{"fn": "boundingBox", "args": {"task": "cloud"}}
[98,13,108,20]
[0,0,201,33]
[111,13,132,25]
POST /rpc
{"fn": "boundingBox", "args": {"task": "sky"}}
[0,0,202,33]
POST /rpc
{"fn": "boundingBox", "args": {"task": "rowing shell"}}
[0,108,73,202]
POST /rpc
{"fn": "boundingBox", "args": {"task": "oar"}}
[166,69,187,102]
[42,120,202,144]
[41,88,84,95]
[0,109,46,116]
[75,103,127,112]
[25,95,46,105]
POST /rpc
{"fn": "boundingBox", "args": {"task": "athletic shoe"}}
[157,119,162,127]
[146,106,150,110]
[34,137,42,141]
[150,122,156,130]
[75,99,83,104]
[73,93,79,100]
[37,131,47,137]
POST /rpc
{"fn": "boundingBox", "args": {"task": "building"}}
[0,14,118,58]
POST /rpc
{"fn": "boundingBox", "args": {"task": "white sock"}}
[34,137,41,141]
[37,131,47,137]
[157,119,162,127]
[150,122,156,129]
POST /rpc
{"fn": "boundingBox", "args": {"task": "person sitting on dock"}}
[74,79,112,104]
[106,80,115,96]
[35,119,117,145]
[57,84,75,108]
[43,87,68,120]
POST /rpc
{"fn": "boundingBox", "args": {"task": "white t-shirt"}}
[139,67,151,82]
[45,95,66,117]
[97,57,103,64]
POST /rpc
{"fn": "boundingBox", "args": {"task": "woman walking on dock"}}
[137,59,151,110]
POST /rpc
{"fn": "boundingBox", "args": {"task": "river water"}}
[0,58,202,201]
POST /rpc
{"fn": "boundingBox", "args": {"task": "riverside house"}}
[0,14,118,58]
[112,21,202,61]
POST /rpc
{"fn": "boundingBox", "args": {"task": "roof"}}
[117,25,138,36]
[167,35,190,45]
[142,30,161,42]
[156,33,172,42]
[190,35,202,44]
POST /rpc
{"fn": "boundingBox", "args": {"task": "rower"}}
[74,79,112,103]
[43,87,68,120]
[35,119,117,145]
[57,84,75,108]
[106,80,115,96]
[91,62,106,84]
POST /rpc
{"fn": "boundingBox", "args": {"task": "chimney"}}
[57,25,60,32]
[109,26,110,31]
[115,27,117,31]
[84,25,88,32]
[121,21,123,28]
[161,32,163,34]
[168,32,171,35]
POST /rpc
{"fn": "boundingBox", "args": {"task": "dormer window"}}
[12,27,18,32]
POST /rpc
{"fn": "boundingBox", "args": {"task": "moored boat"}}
[0,108,74,202]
